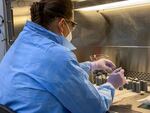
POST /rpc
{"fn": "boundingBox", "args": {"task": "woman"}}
[0,0,126,113]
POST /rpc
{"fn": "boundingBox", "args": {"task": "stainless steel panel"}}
[72,4,150,80]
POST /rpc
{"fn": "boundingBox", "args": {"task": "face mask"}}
[64,20,73,42]
[66,32,72,42]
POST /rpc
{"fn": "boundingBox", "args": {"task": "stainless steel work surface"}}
[110,93,150,113]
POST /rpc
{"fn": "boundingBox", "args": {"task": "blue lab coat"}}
[0,21,115,113]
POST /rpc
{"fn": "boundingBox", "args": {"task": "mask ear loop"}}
[58,18,72,38]
[64,20,71,34]
[64,20,73,42]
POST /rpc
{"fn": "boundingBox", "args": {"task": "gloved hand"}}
[91,58,116,73]
[107,67,126,89]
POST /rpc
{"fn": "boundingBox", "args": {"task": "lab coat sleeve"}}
[79,61,91,74]
[45,58,115,113]
[95,83,115,108]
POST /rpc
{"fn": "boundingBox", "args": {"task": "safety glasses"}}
[65,19,78,31]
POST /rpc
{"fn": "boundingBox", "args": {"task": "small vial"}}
[96,76,100,85]
[128,80,132,90]
[101,75,106,84]
[143,81,148,92]
[132,81,136,92]
[135,82,141,93]
[140,80,144,91]
[125,80,130,90]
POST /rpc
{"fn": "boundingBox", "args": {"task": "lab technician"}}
[0,0,126,113]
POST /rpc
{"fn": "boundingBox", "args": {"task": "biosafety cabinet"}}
[1,0,150,112]
[73,1,150,112]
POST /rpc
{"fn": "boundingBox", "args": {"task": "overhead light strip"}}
[75,0,150,11]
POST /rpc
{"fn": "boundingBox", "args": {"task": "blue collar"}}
[25,21,76,51]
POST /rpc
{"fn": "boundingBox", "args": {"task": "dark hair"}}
[30,0,73,27]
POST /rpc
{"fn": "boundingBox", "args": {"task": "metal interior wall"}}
[72,5,150,79]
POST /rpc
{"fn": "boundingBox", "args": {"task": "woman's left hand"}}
[90,58,116,73]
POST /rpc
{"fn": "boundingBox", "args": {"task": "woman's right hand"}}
[107,67,126,89]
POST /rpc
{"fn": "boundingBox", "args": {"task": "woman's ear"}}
[58,18,65,35]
